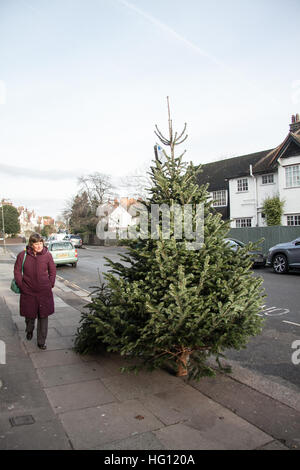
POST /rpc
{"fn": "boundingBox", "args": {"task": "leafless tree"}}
[77,172,115,208]
[118,162,152,201]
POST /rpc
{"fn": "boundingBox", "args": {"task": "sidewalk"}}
[0,246,299,450]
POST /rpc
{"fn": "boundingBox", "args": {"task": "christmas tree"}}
[74,99,264,380]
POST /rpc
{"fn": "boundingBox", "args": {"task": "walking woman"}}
[14,233,56,350]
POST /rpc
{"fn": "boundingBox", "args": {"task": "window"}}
[235,218,252,228]
[212,190,227,207]
[287,214,300,226]
[51,242,74,251]
[285,165,300,188]
[262,174,274,184]
[237,178,248,192]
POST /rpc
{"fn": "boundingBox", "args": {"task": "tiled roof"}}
[197,127,300,191]
[197,149,273,191]
[253,128,300,173]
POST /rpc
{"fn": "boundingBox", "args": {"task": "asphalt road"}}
[8,243,300,391]
[8,244,128,292]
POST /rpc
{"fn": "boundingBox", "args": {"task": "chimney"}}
[290,113,300,133]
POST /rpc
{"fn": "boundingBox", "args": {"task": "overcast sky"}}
[1,0,300,219]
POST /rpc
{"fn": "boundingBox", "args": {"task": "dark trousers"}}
[25,316,48,345]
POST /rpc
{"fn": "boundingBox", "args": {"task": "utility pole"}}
[1,199,7,253]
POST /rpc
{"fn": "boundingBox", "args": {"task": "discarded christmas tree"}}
[74,99,264,380]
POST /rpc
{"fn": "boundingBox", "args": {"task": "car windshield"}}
[225,239,245,248]
[51,242,74,251]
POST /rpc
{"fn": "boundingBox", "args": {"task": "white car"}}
[47,241,78,267]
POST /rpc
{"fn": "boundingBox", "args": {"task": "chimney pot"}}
[290,113,300,132]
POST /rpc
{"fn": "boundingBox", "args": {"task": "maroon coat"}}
[14,246,56,319]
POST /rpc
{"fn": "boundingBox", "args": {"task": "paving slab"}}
[53,316,81,327]
[54,325,78,337]
[257,440,289,450]
[22,335,75,353]
[139,383,273,450]
[29,349,84,369]
[45,380,116,414]
[208,356,300,413]
[102,369,184,401]
[36,361,113,388]
[59,399,163,449]
[0,287,72,451]
[190,372,300,449]
[138,384,210,426]
[0,416,71,450]
[97,431,166,450]
[153,419,271,451]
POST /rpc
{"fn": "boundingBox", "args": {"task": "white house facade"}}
[18,207,39,236]
[197,114,300,228]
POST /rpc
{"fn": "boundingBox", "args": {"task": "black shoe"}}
[37,344,47,350]
[26,332,33,341]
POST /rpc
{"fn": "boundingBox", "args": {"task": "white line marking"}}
[56,275,91,295]
[282,321,300,327]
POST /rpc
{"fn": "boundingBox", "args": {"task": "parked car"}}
[267,237,300,274]
[225,238,266,267]
[47,241,78,267]
[64,234,83,248]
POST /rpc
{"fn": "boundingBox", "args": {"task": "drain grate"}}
[9,415,35,427]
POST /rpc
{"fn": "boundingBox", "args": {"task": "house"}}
[18,207,39,236]
[197,114,300,227]
[18,208,55,236]
[96,197,139,241]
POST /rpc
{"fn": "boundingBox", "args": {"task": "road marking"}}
[259,305,290,317]
[282,321,300,328]
[56,275,91,295]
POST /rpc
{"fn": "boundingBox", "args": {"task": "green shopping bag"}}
[11,252,27,294]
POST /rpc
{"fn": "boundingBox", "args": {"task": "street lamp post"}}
[1,200,7,253]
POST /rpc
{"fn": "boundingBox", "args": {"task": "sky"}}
[1,0,300,220]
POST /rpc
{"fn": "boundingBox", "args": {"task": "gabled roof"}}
[197,149,272,191]
[197,126,300,191]
[253,128,300,173]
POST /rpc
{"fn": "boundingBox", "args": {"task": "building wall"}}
[256,171,278,226]
[229,176,257,227]
[278,154,300,224]
[229,157,300,227]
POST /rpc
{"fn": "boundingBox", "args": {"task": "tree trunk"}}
[177,350,190,377]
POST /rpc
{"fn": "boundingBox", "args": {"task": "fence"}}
[83,226,300,254]
[228,226,300,255]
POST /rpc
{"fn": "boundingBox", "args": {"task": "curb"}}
[205,356,300,413]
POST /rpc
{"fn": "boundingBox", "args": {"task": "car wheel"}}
[272,254,288,274]
[72,263,77,268]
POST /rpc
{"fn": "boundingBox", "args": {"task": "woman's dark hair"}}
[28,233,44,246]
